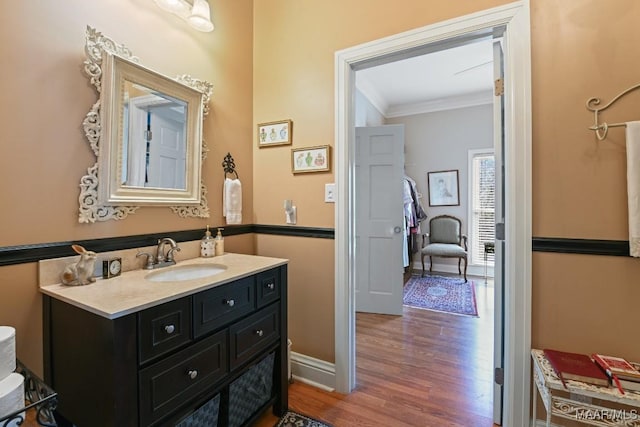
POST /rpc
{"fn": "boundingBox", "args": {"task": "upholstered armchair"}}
[420,215,468,282]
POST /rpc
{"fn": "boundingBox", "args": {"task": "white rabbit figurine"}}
[61,244,98,286]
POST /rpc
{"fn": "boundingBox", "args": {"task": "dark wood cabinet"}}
[43,265,288,427]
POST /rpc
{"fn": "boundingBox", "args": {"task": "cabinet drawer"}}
[193,276,255,338]
[139,330,228,426]
[229,303,279,369]
[139,297,192,365]
[256,268,280,308]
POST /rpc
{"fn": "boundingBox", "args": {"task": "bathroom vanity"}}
[40,253,288,427]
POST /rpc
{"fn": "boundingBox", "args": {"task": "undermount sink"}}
[145,264,227,282]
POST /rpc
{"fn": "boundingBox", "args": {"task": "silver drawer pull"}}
[188,370,198,380]
[225,299,235,307]
[267,283,275,290]
[164,325,175,334]
[255,329,264,337]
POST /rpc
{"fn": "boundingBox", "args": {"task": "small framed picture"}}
[427,170,460,206]
[257,119,292,147]
[291,145,331,174]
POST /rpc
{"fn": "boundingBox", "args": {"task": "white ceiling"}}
[356,39,495,118]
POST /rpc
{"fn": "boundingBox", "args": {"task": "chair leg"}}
[463,257,468,282]
[421,255,425,277]
[429,256,433,273]
[458,258,462,275]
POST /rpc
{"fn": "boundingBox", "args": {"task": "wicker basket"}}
[228,352,275,427]
[175,393,220,427]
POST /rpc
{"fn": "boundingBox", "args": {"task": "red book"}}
[543,349,609,387]
[592,354,640,381]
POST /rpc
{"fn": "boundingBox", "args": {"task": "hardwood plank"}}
[255,276,498,427]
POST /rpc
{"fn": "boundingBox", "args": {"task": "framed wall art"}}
[257,119,292,147]
[427,169,460,206]
[291,145,331,174]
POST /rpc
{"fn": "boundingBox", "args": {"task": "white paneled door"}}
[355,125,405,315]
[148,106,186,189]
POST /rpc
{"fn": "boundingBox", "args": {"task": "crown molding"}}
[356,75,493,118]
[386,89,493,117]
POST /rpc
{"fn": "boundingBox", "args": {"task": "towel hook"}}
[586,82,640,141]
[222,152,239,179]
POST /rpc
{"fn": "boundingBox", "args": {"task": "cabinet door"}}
[193,276,255,338]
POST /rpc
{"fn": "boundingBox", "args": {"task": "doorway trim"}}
[334,2,532,426]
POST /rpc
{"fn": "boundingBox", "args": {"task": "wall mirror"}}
[79,26,213,223]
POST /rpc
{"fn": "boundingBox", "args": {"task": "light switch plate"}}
[325,183,335,203]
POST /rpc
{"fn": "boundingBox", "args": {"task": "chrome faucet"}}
[156,237,179,263]
[137,238,181,270]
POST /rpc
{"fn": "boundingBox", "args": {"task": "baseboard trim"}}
[290,351,335,392]
[410,261,493,279]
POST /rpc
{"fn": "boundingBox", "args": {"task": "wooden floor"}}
[256,274,498,427]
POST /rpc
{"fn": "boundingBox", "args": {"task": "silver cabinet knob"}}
[164,325,175,334]
[267,283,275,290]
[225,299,235,307]
[255,329,264,337]
[188,370,198,380]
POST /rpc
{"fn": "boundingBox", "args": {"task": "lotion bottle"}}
[200,226,215,257]
[215,228,225,256]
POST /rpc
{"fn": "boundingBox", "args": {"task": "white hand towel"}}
[626,122,640,257]
[223,178,242,224]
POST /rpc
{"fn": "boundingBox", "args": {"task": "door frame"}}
[333,2,532,426]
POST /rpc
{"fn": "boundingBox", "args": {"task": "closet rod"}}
[586,82,640,140]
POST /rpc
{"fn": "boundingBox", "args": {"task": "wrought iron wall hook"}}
[586,83,640,141]
[222,152,239,179]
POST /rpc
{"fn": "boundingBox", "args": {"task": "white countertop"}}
[40,253,288,320]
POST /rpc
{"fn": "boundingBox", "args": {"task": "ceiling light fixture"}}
[153,0,214,32]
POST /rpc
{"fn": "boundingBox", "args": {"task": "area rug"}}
[403,274,478,317]
[275,411,333,427]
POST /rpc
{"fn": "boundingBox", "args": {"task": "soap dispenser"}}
[200,226,215,258]
[215,228,224,256]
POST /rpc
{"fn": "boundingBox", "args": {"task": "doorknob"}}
[393,226,402,234]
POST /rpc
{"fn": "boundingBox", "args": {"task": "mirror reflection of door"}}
[121,81,188,190]
[148,105,186,189]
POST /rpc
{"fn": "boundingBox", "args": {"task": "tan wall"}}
[253,0,640,374]
[256,235,335,362]
[0,0,254,374]
[530,0,640,362]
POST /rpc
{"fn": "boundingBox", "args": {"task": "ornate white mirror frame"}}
[79,26,213,223]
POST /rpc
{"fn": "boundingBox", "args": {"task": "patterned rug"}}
[275,411,333,427]
[403,274,478,317]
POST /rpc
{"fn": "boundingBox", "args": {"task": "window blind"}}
[471,154,495,266]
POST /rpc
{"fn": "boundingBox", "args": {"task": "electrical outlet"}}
[325,183,335,203]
